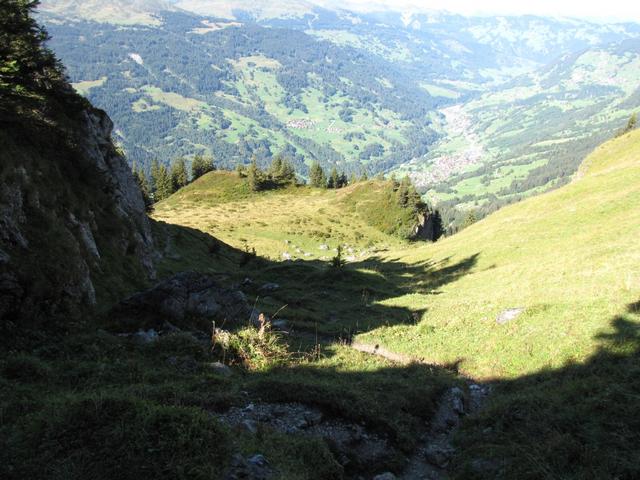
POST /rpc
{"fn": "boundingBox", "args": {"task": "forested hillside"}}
[37,0,640,218]
[405,39,640,218]
[38,0,640,214]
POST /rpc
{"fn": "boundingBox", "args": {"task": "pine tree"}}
[151,161,172,202]
[0,0,66,104]
[462,210,477,228]
[328,166,339,189]
[191,154,214,180]
[397,175,411,207]
[150,158,160,193]
[269,155,284,182]
[236,162,246,177]
[309,162,326,188]
[247,156,263,192]
[338,172,348,188]
[278,158,296,185]
[170,157,188,191]
[360,170,369,182]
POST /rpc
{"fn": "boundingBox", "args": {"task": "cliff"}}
[0,100,156,326]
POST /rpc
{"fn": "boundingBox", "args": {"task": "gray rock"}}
[425,443,455,468]
[450,387,465,415]
[496,307,524,325]
[259,283,280,292]
[247,454,268,467]
[109,272,251,331]
[373,473,397,480]
[242,419,258,434]
[319,244,329,250]
[208,362,232,377]
[0,249,9,265]
[132,329,159,344]
[281,252,292,260]
[225,453,272,480]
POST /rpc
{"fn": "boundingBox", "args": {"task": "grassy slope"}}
[8,131,637,479]
[154,173,408,260]
[360,128,640,379]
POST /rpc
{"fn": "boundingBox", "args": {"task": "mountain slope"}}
[41,10,439,174]
[362,128,640,378]
[404,38,640,219]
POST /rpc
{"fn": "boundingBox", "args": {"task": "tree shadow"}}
[151,220,479,338]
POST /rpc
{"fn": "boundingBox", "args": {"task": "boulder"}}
[208,362,232,377]
[425,443,455,468]
[373,473,397,480]
[132,329,159,344]
[108,272,250,331]
[259,282,280,292]
[225,453,272,480]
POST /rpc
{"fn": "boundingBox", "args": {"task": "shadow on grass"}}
[151,220,479,338]
[2,219,638,479]
[452,300,640,479]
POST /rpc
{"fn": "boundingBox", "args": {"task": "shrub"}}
[226,326,290,370]
[1,397,232,480]
[1,354,51,382]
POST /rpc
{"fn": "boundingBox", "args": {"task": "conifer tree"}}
[462,210,477,228]
[151,160,172,202]
[278,158,296,185]
[269,155,284,182]
[309,162,326,188]
[191,153,214,180]
[170,157,188,191]
[328,166,339,189]
[236,161,246,177]
[432,209,444,241]
[338,172,348,188]
[396,175,411,207]
[0,0,66,103]
[247,156,263,192]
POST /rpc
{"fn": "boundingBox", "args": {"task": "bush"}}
[1,397,232,480]
[1,354,51,382]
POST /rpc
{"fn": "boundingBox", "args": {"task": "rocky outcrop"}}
[0,104,155,325]
[413,211,437,241]
[108,272,251,331]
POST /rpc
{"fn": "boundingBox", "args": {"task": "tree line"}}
[131,153,215,208]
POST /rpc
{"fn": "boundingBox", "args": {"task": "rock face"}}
[108,272,251,331]
[0,104,155,325]
[413,211,438,241]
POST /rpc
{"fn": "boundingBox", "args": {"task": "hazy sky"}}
[320,0,640,22]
